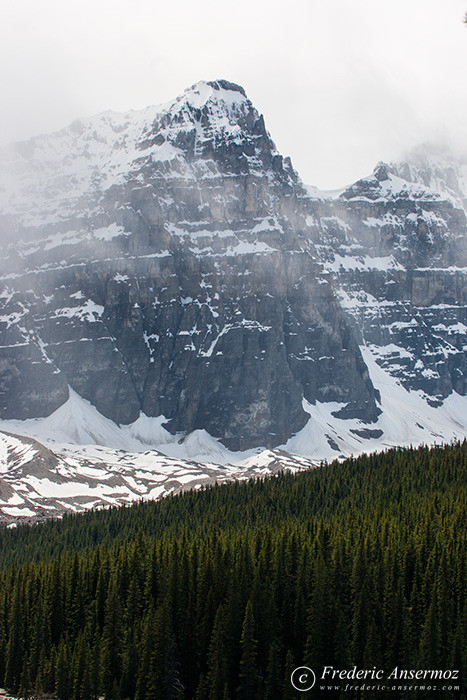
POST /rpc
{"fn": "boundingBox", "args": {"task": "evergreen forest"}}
[0,442,465,699]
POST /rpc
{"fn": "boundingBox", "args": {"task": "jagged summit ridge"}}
[386,144,467,212]
[0,78,298,240]
[340,161,444,202]
[178,79,248,106]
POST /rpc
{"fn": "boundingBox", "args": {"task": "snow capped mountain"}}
[0,78,376,444]
[387,144,467,212]
[0,79,465,519]
[316,156,466,405]
[0,80,296,238]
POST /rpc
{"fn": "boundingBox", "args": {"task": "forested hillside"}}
[0,442,465,699]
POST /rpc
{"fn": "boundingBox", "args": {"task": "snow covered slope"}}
[0,424,315,523]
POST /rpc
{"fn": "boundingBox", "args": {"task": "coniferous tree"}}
[205,603,230,700]
[264,639,282,700]
[55,639,71,700]
[418,591,440,668]
[237,600,260,699]
[282,649,295,700]
[4,581,25,692]
[100,574,123,697]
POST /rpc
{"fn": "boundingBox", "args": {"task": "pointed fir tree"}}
[237,600,260,700]
[4,581,25,692]
[100,574,123,697]
[282,649,295,700]
[204,603,230,700]
[264,639,282,700]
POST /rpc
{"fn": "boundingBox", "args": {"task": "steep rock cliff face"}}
[0,81,465,451]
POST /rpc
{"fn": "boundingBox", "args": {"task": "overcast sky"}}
[1,0,466,188]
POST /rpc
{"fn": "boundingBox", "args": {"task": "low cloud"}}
[1,0,466,188]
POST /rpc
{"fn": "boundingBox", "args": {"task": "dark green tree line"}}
[0,442,464,699]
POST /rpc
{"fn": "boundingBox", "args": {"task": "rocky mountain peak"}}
[0,79,299,243]
[0,80,465,465]
[373,162,390,181]
[155,78,252,131]
[386,143,467,212]
[183,79,248,104]
[339,164,442,203]
[143,78,288,181]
